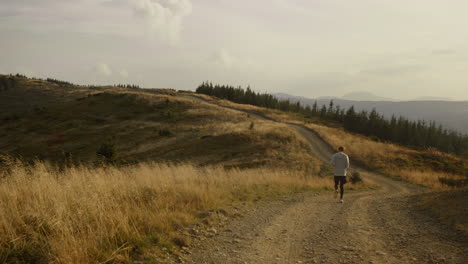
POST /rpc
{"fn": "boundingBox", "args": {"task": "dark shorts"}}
[334,176,347,185]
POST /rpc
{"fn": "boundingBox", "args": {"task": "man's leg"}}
[334,177,339,198]
[340,181,344,199]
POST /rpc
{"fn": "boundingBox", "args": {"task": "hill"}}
[0,75,319,171]
[1,75,466,263]
[192,92,467,187]
[1,75,335,263]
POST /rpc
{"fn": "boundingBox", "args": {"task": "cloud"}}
[134,0,192,44]
[211,49,235,69]
[210,48,256,72]
[95,63,112,76]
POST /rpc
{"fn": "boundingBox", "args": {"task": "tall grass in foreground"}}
[0,161,332,263]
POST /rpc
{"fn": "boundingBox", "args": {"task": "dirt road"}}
[181,95,467,264]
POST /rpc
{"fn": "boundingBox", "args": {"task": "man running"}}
[330,146,350,203]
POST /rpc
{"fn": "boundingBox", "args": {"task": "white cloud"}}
[212,49,235,69]
[210,48,256,72]
[134,0,192,44]
[95,63,112,76]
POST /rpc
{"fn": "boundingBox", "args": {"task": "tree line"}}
[114,84,141,89]
[0,73,142,90]
[196,82,468,157]
[46,78,74,86]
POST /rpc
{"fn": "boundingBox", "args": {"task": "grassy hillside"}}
[196,83,468,157]
[5,75,464,263]
[2,75,355,263]
[190,93,468,189]
[0,75,319,172]
[306,123,467,189]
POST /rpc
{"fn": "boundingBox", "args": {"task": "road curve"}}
[181,94,467,264]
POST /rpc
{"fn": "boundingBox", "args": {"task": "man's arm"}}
[330,154,335,166]
[346,155,350,169]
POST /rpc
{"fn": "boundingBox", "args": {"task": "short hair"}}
[338,146,345,151]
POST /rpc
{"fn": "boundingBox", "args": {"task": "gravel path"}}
[180,95,468,264]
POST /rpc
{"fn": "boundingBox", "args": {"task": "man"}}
[330,146,350,203]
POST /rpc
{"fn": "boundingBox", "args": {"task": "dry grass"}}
[0,160,334,263]
[417,189,468,235]
[192,93,467,190]
[394,169,466,189]
[306,123,409,168]
[306,123,466,189]
[189,93,298,123]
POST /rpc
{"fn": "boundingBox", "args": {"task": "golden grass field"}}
[0,159,346,263]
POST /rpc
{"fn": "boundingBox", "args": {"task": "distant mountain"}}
[412,96,453,101]
[311,91,454,102]
[341,92,396,101]
[275,93,468,134]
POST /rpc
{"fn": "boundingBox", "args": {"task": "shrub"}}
[96,140,117,163]
[158,128,174,137]
[249,122,255,130]
[350,171,363,184]
[439,178,468,188]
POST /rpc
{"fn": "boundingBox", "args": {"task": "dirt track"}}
[180,95,467,264]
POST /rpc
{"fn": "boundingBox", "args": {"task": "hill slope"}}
[191,92,467,188]
[0,75,319,171]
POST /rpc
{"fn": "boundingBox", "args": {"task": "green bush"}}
[158,128,174,137]
[350,171,363,184]
[96,140,117,163]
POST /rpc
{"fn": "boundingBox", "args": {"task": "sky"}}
[0,0,467,100]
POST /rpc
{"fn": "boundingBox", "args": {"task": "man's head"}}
[338,146,345,152]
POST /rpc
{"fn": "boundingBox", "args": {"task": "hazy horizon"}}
[1,0,467,100]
